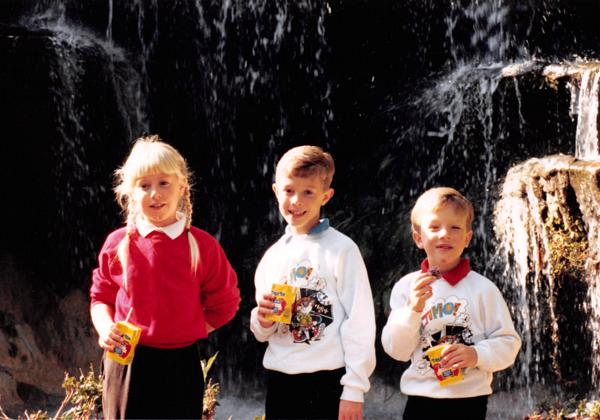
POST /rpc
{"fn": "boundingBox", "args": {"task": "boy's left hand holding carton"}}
[250,146,376,420]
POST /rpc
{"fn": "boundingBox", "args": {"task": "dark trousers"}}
[403,395,488,420]
[265,368,345,420]
[102,342,204,419]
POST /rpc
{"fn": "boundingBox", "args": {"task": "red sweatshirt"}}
[90,226,240,348]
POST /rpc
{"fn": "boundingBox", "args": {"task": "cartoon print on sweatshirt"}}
[414,296,473,376]
[277,259,333,344]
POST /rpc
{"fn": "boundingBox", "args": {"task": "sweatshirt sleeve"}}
[473,284,521,372]
[89,233,121,308]
[335,242,376,403]
[250,251,278,341]
[381,274,422,362]
[199,235,240,329]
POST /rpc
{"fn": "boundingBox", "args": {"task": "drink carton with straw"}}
[107,307,141,365]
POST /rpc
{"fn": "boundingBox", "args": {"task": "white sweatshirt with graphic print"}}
[250,225,376,403]
[381,269,521,398]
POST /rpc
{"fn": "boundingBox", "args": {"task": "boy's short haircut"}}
[275,145,335,189]
[411,187,474,232]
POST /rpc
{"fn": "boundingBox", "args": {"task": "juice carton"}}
[107,320,142,365]
[266,283,297,324]
[425,344,464,386]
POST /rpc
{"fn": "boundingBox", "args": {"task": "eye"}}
[284,188,293,194]
[429,225,440,231]
[160,180,170,187]
[304,190,314,196]
[138,183,150,190]
[452,226,462,230]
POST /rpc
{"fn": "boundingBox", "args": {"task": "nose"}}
[290,194,300,205]
[438,227,449,238]
[150,187,161,199]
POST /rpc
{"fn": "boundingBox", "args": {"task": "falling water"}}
[544,62,600,159]
[494,155,600,410]
[20,4,149,277]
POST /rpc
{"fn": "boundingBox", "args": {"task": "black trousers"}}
[265,368,345,420]
[102,342,205,419]
[403,395,488,420]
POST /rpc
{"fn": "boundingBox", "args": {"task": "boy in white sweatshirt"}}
[250,145,376,420]
[381,187,521,420]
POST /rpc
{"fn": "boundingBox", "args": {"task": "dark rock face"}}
[0,0,600,413]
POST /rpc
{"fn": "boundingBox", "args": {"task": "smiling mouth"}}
[150,203,165,209]
[289,209,306,217]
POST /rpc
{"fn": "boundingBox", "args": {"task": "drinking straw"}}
[125,307,133,323]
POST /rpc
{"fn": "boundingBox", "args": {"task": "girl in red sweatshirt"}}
[90,135,240,419]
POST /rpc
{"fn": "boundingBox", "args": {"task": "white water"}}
[543,62,600,159]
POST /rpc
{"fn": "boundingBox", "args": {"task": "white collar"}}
[135,212,187,239]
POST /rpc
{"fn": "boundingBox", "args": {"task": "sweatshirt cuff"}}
[250,308,278,341]
[341,386,364,403]
[473,344,492,371]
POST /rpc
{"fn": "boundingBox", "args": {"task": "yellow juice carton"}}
[425,344,464,386]
[107,320,142,365]
[266,283,297,324]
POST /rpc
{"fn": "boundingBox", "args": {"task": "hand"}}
[257,293,276,328]
[440,343,478,369]
[338,400,362,420]
[408,272,437,312]
[97,323,125,352]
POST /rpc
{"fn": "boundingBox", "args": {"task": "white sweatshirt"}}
[250,224,376,403]
[381,269,521,398]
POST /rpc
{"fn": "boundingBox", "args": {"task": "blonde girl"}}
[90,135,240,419]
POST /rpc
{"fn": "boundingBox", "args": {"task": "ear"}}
[321,188,334,205]
[272,183,279,200]
[465,229,473,247]
[412,229,424,249]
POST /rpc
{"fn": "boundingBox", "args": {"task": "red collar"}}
[421,258,471,286]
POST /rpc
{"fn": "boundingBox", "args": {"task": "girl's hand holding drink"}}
[107,308,142,365]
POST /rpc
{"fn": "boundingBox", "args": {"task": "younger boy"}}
[250,145,376,420]
[381,187,521,420]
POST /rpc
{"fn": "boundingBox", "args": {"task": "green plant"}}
[0,364,102,420]
[201,351,220,420]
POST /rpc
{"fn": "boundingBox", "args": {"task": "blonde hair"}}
[113,135,200,290]
[275,145,335,188]
[410,187,474,233]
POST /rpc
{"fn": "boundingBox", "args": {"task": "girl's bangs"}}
[127,146,181,182]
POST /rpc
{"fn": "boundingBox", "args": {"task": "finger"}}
[262,293,275,301]
[259,299,275,309]
[258,307,274,317]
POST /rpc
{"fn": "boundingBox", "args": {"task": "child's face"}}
[413,204,473,273]
[272,173,333,235]
[133,172,184,227]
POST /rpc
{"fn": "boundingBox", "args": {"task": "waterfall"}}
[494,157,600,401]
[544,62,600,159]
[574,68,600,158]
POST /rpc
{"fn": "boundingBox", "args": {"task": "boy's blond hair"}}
[411,187,474,232]
[275,145,335,188]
